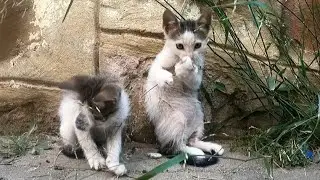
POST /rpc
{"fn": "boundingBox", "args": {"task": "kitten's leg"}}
[104,126,127,176]
[189,137,224,155]
[156,111,186,154]
[59,100,85,158]
[60,120,77,147]
[75,112,105,170]
[188,105,224,155]
[60,121,85,158]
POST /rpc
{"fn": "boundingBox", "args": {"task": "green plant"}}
[198,0,320,167]
[0,125,37,156]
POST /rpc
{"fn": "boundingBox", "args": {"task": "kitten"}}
[58,75,130,176]
[145,9,224,167]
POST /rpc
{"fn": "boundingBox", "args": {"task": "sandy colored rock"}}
[0,0,96,82]
[0,84,60,135]
[100,0,188,34]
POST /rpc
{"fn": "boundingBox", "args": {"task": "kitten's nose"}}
[186,53,193,59]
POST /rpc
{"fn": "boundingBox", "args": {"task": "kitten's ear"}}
[196,7,212,36]
[163,9,179,37]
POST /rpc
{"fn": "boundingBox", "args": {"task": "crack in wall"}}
[93,0,101,75]
[100,27,164,40]
[0,77,60,90]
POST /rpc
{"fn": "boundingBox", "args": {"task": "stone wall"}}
[0,0,319,142]
[0,0,97,135]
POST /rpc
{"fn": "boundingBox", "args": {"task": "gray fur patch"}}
[75,113,89,131]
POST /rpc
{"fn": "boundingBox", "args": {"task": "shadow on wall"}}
[0,0,35,61]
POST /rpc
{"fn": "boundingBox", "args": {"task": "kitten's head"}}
[163,8,212,60]
[58,75,121,120]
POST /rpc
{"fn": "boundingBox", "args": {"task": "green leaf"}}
[253,20,263,47]
[210,0,267,9]
[212,82,226,92]
[263,156,274,179]
[267,76,276,91]
[248,1,267,8]
[317,94,320,120]
[136,153,187,180]
[248,4,259,28]
[224,24,230,45]
[298,56,307,78]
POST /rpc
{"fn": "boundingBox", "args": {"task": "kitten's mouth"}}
[88,104,107,122]
[88,103,118,122]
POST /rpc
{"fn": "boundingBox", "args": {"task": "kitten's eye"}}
[176,43,184,50]
[194,43,201,49]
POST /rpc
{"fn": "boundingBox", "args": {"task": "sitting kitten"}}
[145,9,224,166]
[58,75,130,176]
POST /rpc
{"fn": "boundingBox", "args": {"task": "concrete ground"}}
[0,138,319,180]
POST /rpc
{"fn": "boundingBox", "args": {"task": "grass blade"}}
[267,76,276,91]
[136,153,187,180]
[263,156,274,179]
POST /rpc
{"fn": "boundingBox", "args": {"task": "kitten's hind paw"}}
[210,144,224,156]
[107,163,127,176]
[88,155,106,170]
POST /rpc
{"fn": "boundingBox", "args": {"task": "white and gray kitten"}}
[58,75,130,176]
[145,9,224,166]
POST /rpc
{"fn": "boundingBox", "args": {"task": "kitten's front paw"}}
[157,70,173,87]
[180,56,195,71]
[106,162,127,176]
[87,155,106,170]
[175,57,197,78]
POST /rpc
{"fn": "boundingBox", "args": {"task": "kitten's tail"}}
[182,146,218,167]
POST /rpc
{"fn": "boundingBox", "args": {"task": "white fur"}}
[145,29,224,158]
[59,90,129,176]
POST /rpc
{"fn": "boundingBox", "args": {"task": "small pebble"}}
[142,170,147,173]
[147,152,162,159]
[54,165,64,170]
[31,148,39,155]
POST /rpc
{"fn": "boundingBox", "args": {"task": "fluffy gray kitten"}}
[145,9,224,166]
[58,75,130,176]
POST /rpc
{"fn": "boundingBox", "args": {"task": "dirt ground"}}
[0,137,319,180]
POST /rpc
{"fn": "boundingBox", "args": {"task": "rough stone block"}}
[0,83,60,135]
[0,0,96,82]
